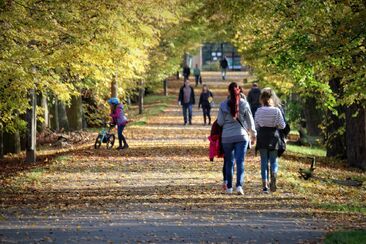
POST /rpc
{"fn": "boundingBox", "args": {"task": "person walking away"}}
[217,82,256,195]
[219,57,229,80]
[183,64,191,81]
[178,79,195,125]
[254,88,286,193]
[198,85,213,125]
[193,64,202,86]
[108,97,129,150]
[247,83,261,117]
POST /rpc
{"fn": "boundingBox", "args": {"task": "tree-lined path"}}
[1,73,364,243]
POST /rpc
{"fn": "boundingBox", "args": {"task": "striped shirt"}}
[254,106,286,130]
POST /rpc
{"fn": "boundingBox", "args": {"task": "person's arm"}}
[242,102,257,137]
[191,87,195,105]
[217,105,225,126]
[276,108,286,129]
[178,87,183,104]
[198,93,202,108]
[254,109,260,130]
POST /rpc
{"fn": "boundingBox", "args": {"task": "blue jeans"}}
[259,149,278,181]
[223,140,248,189]
[182,104,192,124]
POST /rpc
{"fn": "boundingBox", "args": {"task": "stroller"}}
[94,123,115,149]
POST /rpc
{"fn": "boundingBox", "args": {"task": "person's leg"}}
[234,140,248,189]
[117,125,127,149]
[182,104,188,125]
[259,149,269,192]
[202,107,208,124]
[188,104,193,124]
[199,75,202,85]
[222,143,235,191]
[222,157,227,190]
[207,107,211,125]
[269,150,279,191]
[195,75,199,86]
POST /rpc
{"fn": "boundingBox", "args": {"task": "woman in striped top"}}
[255,88,286,193]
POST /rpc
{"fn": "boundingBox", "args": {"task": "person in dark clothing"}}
[182,64,191,81]
[219,57,229,80]
[178,79,195,125]
[247,83,261,117]
[198,85,213,125]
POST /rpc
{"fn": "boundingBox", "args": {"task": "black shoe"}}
[263,187,269,194]
[122,144,129,149]
[116,146,123,150]
[189,122,192,125]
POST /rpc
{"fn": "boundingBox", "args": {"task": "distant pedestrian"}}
[217,82,256,195]
[247,83,261,117]
[254,88,286,194]
[183,64,191,81]
[198,85,213,125]
[219,57,229,80]
[193,64,202,86]
[178,79,195,125]
[108,97,129,150]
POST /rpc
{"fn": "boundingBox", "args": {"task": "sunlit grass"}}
[287,144,326,157]
[325,230,366,244]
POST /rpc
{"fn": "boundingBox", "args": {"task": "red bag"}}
[208,120,223,161]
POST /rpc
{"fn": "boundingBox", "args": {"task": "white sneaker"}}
[236,186,244,195]
[226,188,233,194]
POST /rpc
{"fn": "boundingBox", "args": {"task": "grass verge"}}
[286,144,326,157]
[324,230,366,244]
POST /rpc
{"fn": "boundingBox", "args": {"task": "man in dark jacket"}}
[247,83,261,117]
[219,57,229,80]
[178,80,195,125]
[182,64,191,81]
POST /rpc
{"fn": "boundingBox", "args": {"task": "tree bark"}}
[66,95,83,131]
[138,81,145,115]
[326,77,346,158]
[303,97,322,136]
[346,104,366,170]
[25,88,37,163]
[163,79,168,96]
[58,101,69,131]
[0,126,3,159]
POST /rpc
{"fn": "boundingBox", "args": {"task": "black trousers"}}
[202,105,211,124]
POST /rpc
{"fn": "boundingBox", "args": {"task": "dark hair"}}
[228,82,239,118]
[260,88,273,106]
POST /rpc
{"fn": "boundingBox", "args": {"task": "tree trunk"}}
[37,93,49,132]
[0,126,3,159]
[326,77,346,158]
[346,104,366,170]
[138,81,145,115]
[111,74,118,98]
[66,95,83,131]
[163,79,168,96]
[25,88,37,163]
[303,97,322,136]
[50,97,60,131]
[58,101,69,131]
[3,130,21,154]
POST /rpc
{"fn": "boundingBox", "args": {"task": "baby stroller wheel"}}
[106,134,115,149]
[94,135,102,149]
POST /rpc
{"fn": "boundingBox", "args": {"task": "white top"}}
[254,106,286,129]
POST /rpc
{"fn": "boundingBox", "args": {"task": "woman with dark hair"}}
[198,84,213,125]
[254,88,286,193]
[217,82,256,195]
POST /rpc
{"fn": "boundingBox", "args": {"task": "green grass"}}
[316,202,366,214]
[287,144,326,157]
[324,230,366,244]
